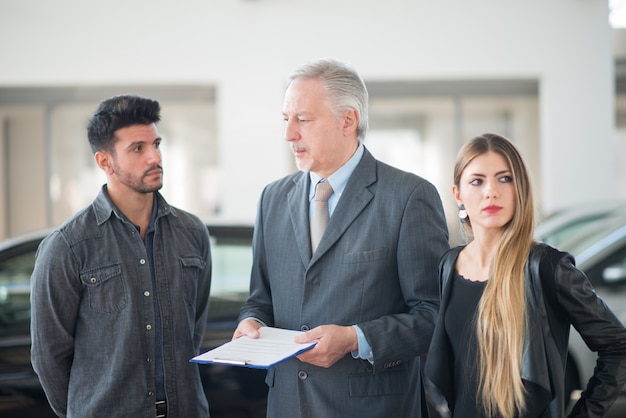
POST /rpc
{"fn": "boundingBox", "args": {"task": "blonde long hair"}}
[453,133,535,417]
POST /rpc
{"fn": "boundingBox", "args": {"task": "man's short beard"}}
[137,182,163,193]
[296,158,312,173]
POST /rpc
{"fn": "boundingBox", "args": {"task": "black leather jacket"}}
[424,243,626,417]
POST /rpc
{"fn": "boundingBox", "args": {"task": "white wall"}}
[0,0,615,220]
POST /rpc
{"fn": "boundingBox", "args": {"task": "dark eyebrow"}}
[125,137,161,150]
[468,169,511,177]
[126,141,144,149]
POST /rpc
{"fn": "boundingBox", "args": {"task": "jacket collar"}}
[288,146,377,266]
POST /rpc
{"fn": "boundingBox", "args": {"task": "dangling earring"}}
[458,204,468,223]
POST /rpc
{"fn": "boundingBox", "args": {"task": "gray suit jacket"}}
[239,148,449,418]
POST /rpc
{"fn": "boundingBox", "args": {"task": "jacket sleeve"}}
[30,231,81,417]
[360,179,449,372]
[238,185,275,326]
[551,255,626,417]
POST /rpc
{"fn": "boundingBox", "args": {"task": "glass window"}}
[210,240,253,296]
[0,87,218,241]
[0,244,38,335]
[48,97,218,225]
[366,81,540,245]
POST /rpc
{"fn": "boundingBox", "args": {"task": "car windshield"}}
[209,239,252,296]
[0,251,34,335]
[0,226,254,338]
[536,202,626,248]
[548,213,626,263]
[538,214,612,248]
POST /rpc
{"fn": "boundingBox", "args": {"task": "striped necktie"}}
[310,180,333,254]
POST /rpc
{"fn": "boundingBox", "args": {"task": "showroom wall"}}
[0,0,617,232]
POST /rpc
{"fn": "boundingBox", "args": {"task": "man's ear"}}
[342,109,359,137]
[95,151,113,175]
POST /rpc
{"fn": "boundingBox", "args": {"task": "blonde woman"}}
[424,133,626,417]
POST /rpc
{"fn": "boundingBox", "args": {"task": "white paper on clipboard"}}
[190,326,316,369]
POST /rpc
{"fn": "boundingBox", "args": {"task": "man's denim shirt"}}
[30,186,212,417]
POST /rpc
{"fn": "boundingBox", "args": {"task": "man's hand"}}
[232,318,263,340]
[294,325,358,368]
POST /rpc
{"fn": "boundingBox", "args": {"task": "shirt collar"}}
[309,143,364,199]
[93,185,169,226]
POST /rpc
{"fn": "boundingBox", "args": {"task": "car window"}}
[0,226,254,338]
[536,203,626,248]
[0,250,35,335]
[210,240,253,296]
[538,214,609,247]
[584,242,626,286]
[558,220,626,263]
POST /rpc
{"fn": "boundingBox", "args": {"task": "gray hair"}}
[287,58,369,142]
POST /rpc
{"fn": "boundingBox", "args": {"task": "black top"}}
[444,271,487,418]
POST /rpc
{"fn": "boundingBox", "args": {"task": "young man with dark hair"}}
[31,94,211,417]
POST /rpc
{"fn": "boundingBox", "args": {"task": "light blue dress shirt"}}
[308,143,363,218]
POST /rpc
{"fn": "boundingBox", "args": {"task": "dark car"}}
[0,225,267,418]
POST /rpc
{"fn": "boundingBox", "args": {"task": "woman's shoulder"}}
[530,242,575,267]
[440,245,464,264]
[438,246,464,285]
[528,242,580,306]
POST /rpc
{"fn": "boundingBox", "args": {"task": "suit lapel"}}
[288,172,313,266]
[311,148,377,263]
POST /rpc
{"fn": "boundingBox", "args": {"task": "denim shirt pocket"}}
[179,256,207,306]
[80,263,127,314]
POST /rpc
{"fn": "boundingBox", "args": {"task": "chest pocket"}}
[80,264,127,313]
[179,256,207,306]
[343,247,388,264]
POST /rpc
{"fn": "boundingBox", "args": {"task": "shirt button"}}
[140,259,146,265]
[144,291,150,297]
[147,357,153,363]
[148,391,154,397]
[90,277,97,284]
[298,370,308,380]
[146,324,152,331]
[300,325,310,331]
